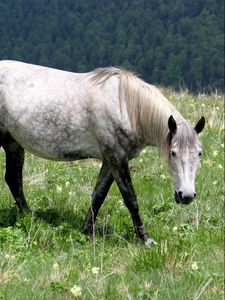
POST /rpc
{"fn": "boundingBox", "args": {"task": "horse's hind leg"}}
[2,133,30,212]
[84,162,114,235]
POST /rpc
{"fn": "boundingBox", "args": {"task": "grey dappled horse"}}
[0,61,205,245]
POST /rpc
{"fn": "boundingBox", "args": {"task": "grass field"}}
[0,90,224,300]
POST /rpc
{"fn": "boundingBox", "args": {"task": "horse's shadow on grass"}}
[0,207,84,230]
[0,207,18,227]
[35,208,84,230]
[0,207,117,238]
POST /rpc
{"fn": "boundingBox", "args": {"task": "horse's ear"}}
[168,115,177,134]
[194,116,205,134]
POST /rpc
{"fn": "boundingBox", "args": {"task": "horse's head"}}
[167,115,205,205]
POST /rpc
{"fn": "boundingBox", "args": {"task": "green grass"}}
[0,91,224,299]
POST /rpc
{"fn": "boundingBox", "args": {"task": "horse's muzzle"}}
[175,191,195,205]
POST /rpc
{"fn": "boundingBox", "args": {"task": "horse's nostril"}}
[194,193,196,198]
[178,191,183,199]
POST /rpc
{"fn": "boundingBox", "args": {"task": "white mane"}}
[90,67,190,155]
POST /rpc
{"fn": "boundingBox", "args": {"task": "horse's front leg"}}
[103,148,157,246]
[84,162,114,235]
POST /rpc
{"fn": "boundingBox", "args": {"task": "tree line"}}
[0,0,223,92]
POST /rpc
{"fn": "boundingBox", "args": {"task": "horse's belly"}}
[10,127,102,161]
[4,94,102,160]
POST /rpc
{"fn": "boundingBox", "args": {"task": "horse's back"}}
[0,60,89,126]
[0,60,86,97]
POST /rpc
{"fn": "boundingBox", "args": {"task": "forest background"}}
[0,0,224,92]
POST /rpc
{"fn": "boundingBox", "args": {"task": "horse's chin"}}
[174,191,193,205]
[175,191,181,204]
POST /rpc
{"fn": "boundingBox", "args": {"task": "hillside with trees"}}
[0,0,223,91]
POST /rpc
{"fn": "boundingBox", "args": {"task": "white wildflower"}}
[56,185,62,193]
[91,267,100,275]
[213,150,218,157]
[70,285,82,297]
[53,262,59,270]
[191,261,198,271]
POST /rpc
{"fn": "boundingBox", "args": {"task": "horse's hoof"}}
[19,206,32,214]
[144,238,157,247]
[83,226,92,235]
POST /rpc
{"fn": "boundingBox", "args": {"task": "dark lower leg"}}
[107,152,150,243]
[84,162,114,234]
[122,187,149,243]
[3,137,30,212]
[126,202,149,242]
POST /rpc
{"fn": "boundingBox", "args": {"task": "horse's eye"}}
[171,151,176,157]
[198,152,202,157]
